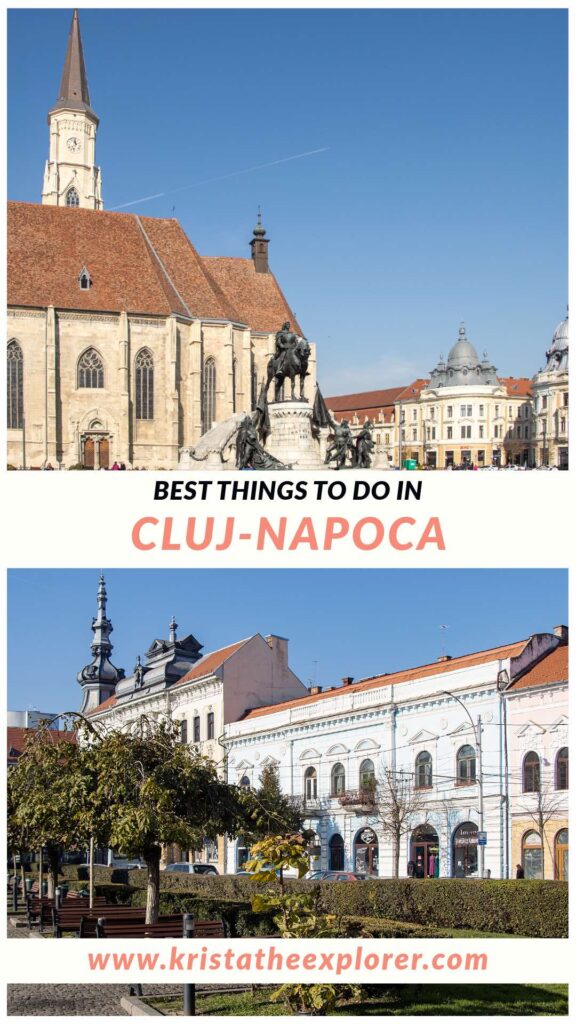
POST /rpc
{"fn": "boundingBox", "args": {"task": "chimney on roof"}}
[437,654,452,662]
[553,625,568,644]
[265,634,288,666]
[308,685,322,695]
[341,676,354,686]
[250,207,269,273]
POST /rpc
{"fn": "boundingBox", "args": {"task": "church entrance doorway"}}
[81,433,111,470]
[354,827,379,877]
[410,825,440,878]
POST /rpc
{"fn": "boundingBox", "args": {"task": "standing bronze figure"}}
[324,419,355,469]
[353,419,375,468]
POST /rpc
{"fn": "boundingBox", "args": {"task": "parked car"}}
[163,862,219,875]
[303,869,330,880]
[108,856,146,870]
[322,871,365,881]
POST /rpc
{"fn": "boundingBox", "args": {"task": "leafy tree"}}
[89,718,248,922]
[7,724,97,896]
[241,763,303,839]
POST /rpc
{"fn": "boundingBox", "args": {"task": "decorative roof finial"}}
[253,206,266,238]
[169,616,178,644]
[459,322,466,338]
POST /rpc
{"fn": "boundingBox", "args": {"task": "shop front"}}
[354,827,379,876]
[410,824,440,878]
[452,821,478,877]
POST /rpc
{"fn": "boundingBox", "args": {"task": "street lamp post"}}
[442,690,485,878]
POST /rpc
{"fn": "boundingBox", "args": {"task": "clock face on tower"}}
[66,137,80,153]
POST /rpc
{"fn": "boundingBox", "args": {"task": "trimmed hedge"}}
[24,869,567,937]
[316,879,568,938]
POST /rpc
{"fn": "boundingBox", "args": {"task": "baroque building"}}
[78,576,308,870]
[327,320,567,469]
[531,313,569,469]
[7,10,313,470]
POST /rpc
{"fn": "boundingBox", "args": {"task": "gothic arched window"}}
[66,187,80,208]
[78,348,104,389]
[135,348,154,420]
[202,358,216,434]
[7,340,24,429]
[232,358,238,414]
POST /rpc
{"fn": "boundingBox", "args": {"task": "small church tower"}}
[42,9,103,209]
[250,208,270,273]
[77,575,124,714]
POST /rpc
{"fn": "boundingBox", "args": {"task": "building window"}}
[495,404,500,417]
[460,405,466,417]
[431,427,436,440]
[180,720,188,744]
[447,406,453,418]
[560,417,566,433]
[78,348,104,388]
[193,716,200,743]
[359,758,375,792]
[523,751,540,793]
[452,822,479,877]
[78,266,92,289]
[207,711,215,740]
[329,833,345,871]
[522,830,543,879]
[413,409,417,421]
[555,748,568,790]
[415,751,432,789]
[447,426,453,440]
[456,745,476,785]
[331,762,346,796]
[461,425,471,439]
[202,358,216,433]
[135,348,154,420]
[412,428,417,441]
[385,433,390,445]
[563,393,568,407]
[479,404,484,416]
[304,766,318,801]
[542,396,548,410]
[239,775,251,790]
[479,425,484,439]
[66,187,80,207]
[555,829,568,881]
[7,340,24,429]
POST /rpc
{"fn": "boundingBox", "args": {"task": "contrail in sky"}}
[110,147,330,211]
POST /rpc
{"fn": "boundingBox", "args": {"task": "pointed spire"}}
[77,574,125,706]
[51,9,97,120]
[169,616,178,644]
[250,206,270,273]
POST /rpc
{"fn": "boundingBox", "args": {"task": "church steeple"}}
[42,9,103,209]
[77,575,125,714]
[51,9,96,119]
[250,207,270,273]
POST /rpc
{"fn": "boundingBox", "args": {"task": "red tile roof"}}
[202,257,302,334]
[241,639,530,721]
[326,386,407,415]
[509,644,568,691]
[88,637,252,716]
[175,637,251,686]
[7,727,77,764]
[8,203,300,330]
[499,377,533,398]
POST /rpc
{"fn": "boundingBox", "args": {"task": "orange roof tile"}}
[176,637,251,685]
[509,644,568,691]
[7,727,77,763]
[499,377,533,398]
[325,387,407,414]
[87,694,117,716]
[242,639,529,720]
[202,257,302,334]
[8,203,268,323]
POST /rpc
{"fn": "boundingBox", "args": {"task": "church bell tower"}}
[42,9,103,209]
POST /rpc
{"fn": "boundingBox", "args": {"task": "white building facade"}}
[225,629,568,879]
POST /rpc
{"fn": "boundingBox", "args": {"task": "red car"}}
[323,871,365,881]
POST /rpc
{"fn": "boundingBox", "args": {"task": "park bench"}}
[95,913,189,938]
[52,904,146,938]
[27,893,106,931]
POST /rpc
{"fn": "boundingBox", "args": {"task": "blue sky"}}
[8,8,567,394]
[8,569,567,713]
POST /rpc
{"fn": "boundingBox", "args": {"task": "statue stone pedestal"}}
[267,401,324,469]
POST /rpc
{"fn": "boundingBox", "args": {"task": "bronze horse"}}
[266,337,311,402]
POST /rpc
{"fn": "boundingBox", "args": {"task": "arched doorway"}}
[522,830,543,879]
[410,824,439,878]
[329,833,344,871]
[81,432,111,469]
[452,822,478,877]
[354,827,379,877]
[555,829,568,881]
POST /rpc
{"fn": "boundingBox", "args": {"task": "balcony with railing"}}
[338,788,376,812]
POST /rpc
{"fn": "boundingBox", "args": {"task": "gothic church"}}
[7,10,311,469]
